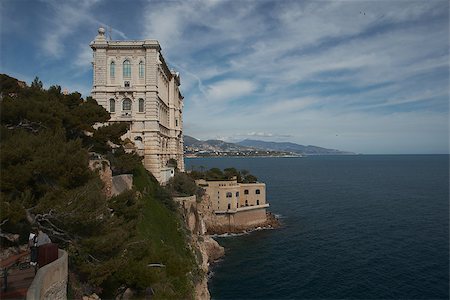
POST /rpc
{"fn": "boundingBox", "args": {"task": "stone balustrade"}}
[27,249,68,300]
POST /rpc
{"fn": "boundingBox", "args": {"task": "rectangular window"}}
[139,61,144,78]
[110,62,115,78]
[109,99,115,112]
[123,60,131,78]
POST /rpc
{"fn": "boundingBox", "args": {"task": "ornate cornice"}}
[90,40,161,51]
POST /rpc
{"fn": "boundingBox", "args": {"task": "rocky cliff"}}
[175,193,280,299]
[174,196,225,299]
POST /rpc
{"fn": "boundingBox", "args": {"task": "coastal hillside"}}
[237,139,354,155]
[0,75,200,298]
[184,135,353,156]
[184,135,253,152]
[184,135,297,157]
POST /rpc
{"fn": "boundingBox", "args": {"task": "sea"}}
[185,155,449,299]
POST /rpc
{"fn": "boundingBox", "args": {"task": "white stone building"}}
[90,27,184,183]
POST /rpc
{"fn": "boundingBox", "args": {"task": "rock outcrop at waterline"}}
[174,196,225,299]
[194,236,225,299]
[206,212,281,235]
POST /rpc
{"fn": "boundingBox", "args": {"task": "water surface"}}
[186,155,449,299]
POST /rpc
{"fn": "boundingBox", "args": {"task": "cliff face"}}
[194,236,224,300]
[176,193,279,299]
[174,196,225,299]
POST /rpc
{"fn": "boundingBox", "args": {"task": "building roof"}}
[89,27,181,88]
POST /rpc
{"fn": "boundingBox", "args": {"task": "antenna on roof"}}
[108,25,112,41]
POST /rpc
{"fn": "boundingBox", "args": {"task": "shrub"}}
[166,173,197,197]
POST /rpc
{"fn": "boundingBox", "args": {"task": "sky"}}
[1,0,449,154]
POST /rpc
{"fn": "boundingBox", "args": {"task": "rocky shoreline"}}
[193,212,281,299]
[175,195,281,299]
[194,236,225,299]
[206,212,281,235]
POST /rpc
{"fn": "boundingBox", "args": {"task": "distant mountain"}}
[183,135,200,146]
[237,139,354,155]
[184,135,353,156]
[184,135,254,152]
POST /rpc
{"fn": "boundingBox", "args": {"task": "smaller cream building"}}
[196,179,269,227]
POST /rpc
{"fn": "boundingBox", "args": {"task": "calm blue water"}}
[185,155,449,299]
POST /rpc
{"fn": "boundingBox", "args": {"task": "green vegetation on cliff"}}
[189,166,258,183]
[0,74,199,298]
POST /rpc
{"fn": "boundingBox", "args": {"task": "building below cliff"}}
[196,179,270,230]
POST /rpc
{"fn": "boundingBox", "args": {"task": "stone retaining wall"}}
[27,249,68,300]
[111,174,133,196]
[213,207,267,229]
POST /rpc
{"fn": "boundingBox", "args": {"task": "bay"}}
[185,155,449,299]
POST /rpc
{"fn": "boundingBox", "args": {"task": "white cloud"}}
[204,79,257,103]
[40,0,127,58]
[3,0,447,154]
[73,44,93,68]
[258,97,317,116]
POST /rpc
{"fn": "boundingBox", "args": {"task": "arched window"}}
[256,189,260,194]
[123,60,131,78]
[109,99,115,112]
[226,192,232,198]
[138,98,144,112]
[139,61,144,78]
[257,199,260,205]
[244,189,249,195]
[245,200,248,206]
[110,61,115,78]
[227,203,231,210]
[122,98,132,110]
[236,192,239,197]
[134,136,143,149]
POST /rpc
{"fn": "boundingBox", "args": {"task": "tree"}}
[205,168,225,180]
[242,174,258,183]
[108,148,143,175]
[166,173,197,197]
[167,158,178,170]
[89,123,130,154]
[0,75,198,298]
[0,74,25,94]
[31,76,43,90]
[224,167,242,181]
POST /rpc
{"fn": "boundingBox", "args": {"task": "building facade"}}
[196,179,269,227]
[90,28,184,183]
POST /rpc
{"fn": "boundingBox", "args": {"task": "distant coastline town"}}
[184,135,354,158]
